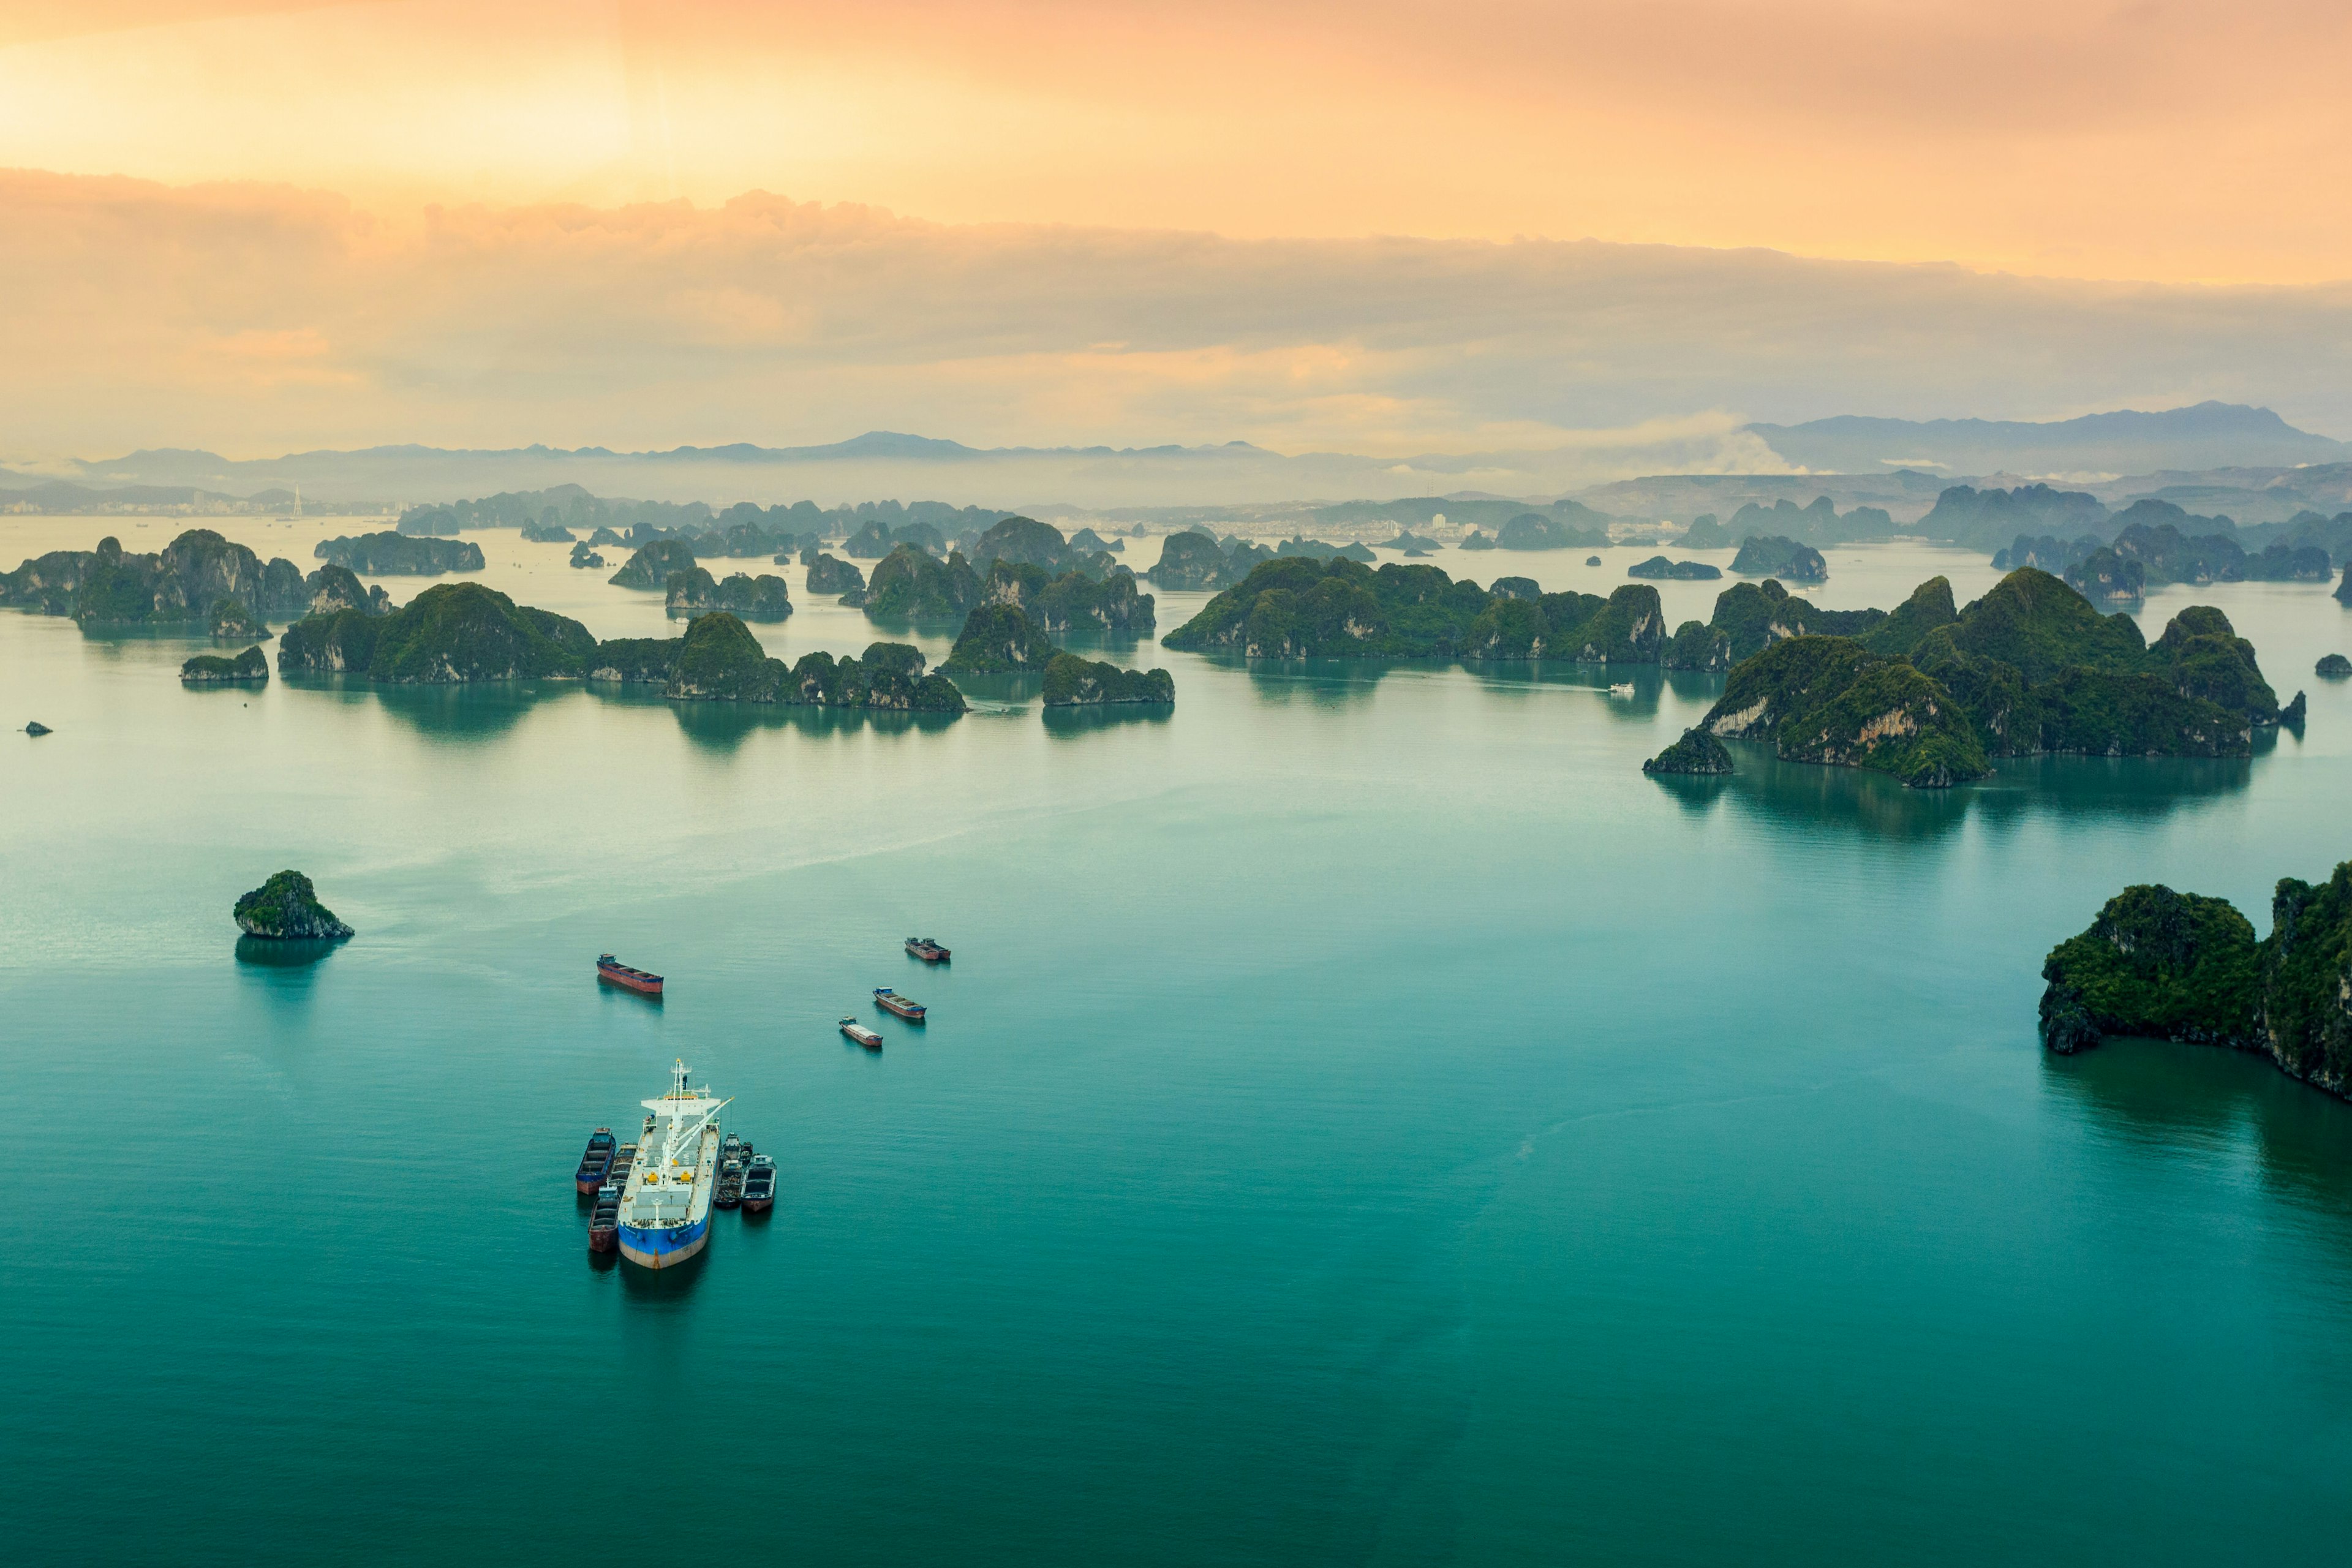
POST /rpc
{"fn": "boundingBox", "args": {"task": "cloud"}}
[4,2,2351,284]
[4,171,2352,471]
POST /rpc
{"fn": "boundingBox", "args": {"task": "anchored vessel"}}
[574,1127,616,1195]
[873,988,927,1022]
[597,954,664,996]
[615,1060,731,1270]
[840,1017,883,1049]
[905,937,951,963]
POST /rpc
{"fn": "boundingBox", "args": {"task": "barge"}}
[873,988,926,1022]
[597,954,664,996]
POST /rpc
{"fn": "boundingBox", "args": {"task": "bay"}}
[4,519,2351,1564]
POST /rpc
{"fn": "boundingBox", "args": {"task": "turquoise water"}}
[6,521,2352,1564]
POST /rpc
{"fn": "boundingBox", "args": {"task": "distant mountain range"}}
[4,403,2345,521]
[1746,402,2350,478]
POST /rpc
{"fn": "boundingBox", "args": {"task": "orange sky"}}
[4,0,2350,284]
[5,2,2352,461]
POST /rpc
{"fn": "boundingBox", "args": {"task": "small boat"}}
[905,937,951,963]
[608,1142,637,1189]
[597,954,664,996]
[742,1157,775,1213]
[589,1190,620,1252]
[720,1133,742,1167]
[873,988,927,1022]
[715,1158,744,1210]
[1608,682,1635,699]
[574,1127,616,1194]
[840,1017,883,1049]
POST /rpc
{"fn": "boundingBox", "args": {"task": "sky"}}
[3,1,2350,464]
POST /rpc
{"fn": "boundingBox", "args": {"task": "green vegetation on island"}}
[864,545,982,620]
[805,554,867,601]
[1627,557,1722,580]
[1148,532,1235,589]
[314,532,485,575]
[181,645,270,684]
[2,531,312,625]
[304,564,391,617]
[209,597,267,640]
[587,637,680,684]
[277,582,596,684]
[1730,536,1827,582]
[2318,654,2352,679]
[568,541,605,570]
[2040,862,2352,1099]
[1494,511,1610,551]
[609,539,701,589]
[982,559,1156,633]
[941,603,1055,673]
[1643,728,1733,775]
[1042,652,1174,706]
[658,612,967,712]
[234,869,354,941]
[665,568,793,620]
[1161,556,1667,662]
[1695,568,2283,787]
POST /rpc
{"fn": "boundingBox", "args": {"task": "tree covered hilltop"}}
[1687,569,2289,786]
[2039,863,2352,1101]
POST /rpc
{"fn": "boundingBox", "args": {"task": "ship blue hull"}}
[617,1213,710,1270]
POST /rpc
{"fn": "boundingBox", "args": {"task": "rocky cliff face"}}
[609,539,699,589]
[1041,652,1174,706]
[1643,728,1733,775]
[806,554,866,600]
[313,532,485,575]
[60,530,311,625]
[181,645,270,684]
[233,869,354,940]
[1148,532,1231,590]
[941,602,1055,673]
[2040,866,2352,1101]
[864,546,982,620]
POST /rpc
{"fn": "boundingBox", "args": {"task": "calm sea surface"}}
[5,519,2351,1564]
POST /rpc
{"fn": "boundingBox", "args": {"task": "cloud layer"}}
[4,2,2351,283]
[6,171,2352,470]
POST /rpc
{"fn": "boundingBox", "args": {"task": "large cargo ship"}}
[615,1060,730,1270]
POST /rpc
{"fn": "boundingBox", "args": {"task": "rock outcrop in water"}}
[1694,569,2282,787]
[657,612,967,712]
[1164,557,1664,663]
[941,603,1055,673]
[984,559,1156,633]
[568,541,605,570]
[233,869,354,940]
[609,538,699,589]
[1643,727,1733,775]
[864,545,982,620]
[304,564,391,617]
[1627,556,1722,581]
[2039,864,2352,1100]
[181,645,270,684]
[1041,652,1174,706]
[1730,536,1828,583]
[10,531,312,625]
[314,532,485,575]
[2319,654,2352,679]
[277,582,596,682]
[806,553,867,602]
[665,568,792,620]
[1147,532,1235,590]
[209,597,267,640]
